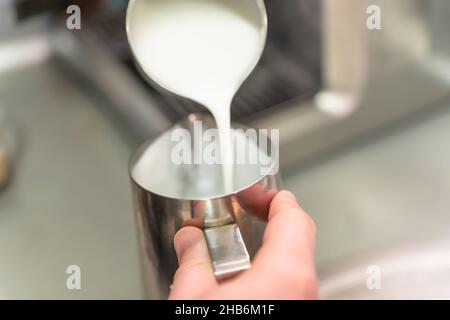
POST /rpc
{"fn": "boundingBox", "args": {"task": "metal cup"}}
[130,113,279,298]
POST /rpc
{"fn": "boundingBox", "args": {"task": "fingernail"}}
[174,242,183,265]
[173,232,188,264]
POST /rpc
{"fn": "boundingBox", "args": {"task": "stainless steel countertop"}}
[286,104,450,267]
[285,103,450,298]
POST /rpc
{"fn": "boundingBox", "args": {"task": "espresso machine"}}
[7,0,450,164]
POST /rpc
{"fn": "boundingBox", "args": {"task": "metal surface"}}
[51,28,172,141]
[319,239,450,299]
[285,102,450,299]
[6,0,450,169]
[205,224,251,279]
[251,0,450,169]
[21,0,449,171]
[1,1,450,300]
[125,0,268,110]
[85,0,450,170]
[0,24,144,299]
[124,0,322,121]
[130,114,279,298]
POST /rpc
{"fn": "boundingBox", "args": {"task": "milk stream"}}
[211,105,233,194]
[129,0,265,193]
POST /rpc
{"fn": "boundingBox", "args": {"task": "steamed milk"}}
[132,125,272,200]
[128,0,266,193]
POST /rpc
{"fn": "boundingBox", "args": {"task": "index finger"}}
[244,191,317,290]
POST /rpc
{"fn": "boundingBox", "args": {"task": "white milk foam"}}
[129,0,266,193]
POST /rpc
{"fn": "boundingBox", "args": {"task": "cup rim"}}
[128,113,279,201]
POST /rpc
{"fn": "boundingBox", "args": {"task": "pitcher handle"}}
[204,223,251,280]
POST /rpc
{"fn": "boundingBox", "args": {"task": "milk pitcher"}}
[129,113,280,298]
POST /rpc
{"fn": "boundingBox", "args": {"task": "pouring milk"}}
[127,0,267,193]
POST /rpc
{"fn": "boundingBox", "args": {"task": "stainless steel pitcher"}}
[130,113,279,298]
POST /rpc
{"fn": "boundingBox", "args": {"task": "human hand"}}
[169,191,318,299]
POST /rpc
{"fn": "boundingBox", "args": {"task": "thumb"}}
[169,226,217,299]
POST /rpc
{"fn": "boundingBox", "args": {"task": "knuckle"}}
[299,212,317,235]
[290,267,319,299]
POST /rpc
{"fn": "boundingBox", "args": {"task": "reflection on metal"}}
[315,91,358,118]
[205,224,251,279]
[320,240,450,299]
[0,35,51,73]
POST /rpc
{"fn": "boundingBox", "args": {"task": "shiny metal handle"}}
[204,223,251,279]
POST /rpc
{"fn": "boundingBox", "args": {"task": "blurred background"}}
[0,0,450,299]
